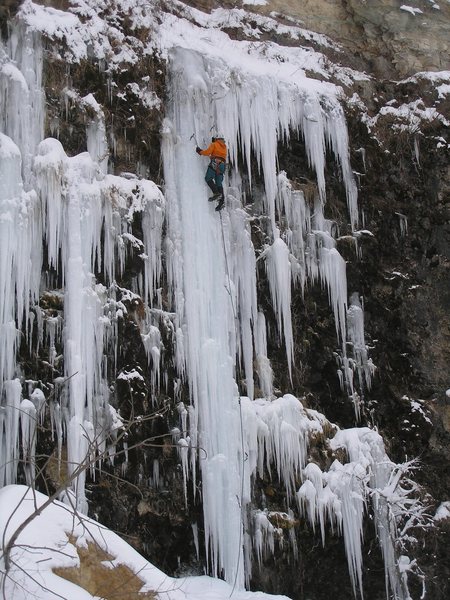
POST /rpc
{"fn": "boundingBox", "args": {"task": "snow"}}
[243,0,268,6]
[0,484,291,600]
[365,98,449,134]
[398,70,450,84]
[437,83,450,98]
[117,368,145,382]
[434,501,450,521]
[400,5,424,15]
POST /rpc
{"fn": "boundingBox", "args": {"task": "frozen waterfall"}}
[163,47,246,587]
[0,8,412,600]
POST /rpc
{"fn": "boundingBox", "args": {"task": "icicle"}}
[330,428,411,600]
[297,480,317,530]
[163,47,245,588]
[318,246,348,343]
[0,23,44,188]
[141,184,165,305]
[254,312,273,399]
[413,136,420,167]
[44,315,62,368]
[253,510,278,564]
[34,138,65,270]
[263,236,294,379]
[227,203,258,399]
[30,388,46,424]
[276,172,309,289]
[324,105,359,230]
[0,379,22,487]
[142,324,162,394]
[347,293,375,394]
[178,437,189,507]
[151,458,159,488]
[82,93,109,174]
[396,212,408,237]
[20,399,37,485]
[192,522,200,560]
[50,398,63,471]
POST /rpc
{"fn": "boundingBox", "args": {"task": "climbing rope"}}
[219,211,237,322]
[219,211,246,597]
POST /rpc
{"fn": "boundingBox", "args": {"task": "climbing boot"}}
[207,180,218,196]
[215,197,225,211]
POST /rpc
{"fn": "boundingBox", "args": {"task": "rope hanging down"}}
[219,211,237,322]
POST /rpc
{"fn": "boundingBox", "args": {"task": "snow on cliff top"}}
[18,0,368,89]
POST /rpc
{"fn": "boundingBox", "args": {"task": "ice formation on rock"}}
[0,4,414,600]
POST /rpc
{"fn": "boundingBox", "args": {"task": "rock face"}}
[262,0,450,77]
[1,1,449,599]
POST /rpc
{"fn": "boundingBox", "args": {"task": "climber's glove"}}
[196,146,202,154]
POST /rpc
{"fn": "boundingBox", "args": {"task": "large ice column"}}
[34,137,165,510]
[34,140,104,512]
[0,133,42,487]
[0,23,44,188]
[0,134,23,392]
[163,48,245,587]
[0,21,44,395]
[346,293,375,394]
[163,41,363,584]
[227,203,259,400]
[254,312,273,399]
[82,93,109,174]
[262,235,294,379]
[0,19,44,489]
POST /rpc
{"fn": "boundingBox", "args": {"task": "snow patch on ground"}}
[0,485,291,600]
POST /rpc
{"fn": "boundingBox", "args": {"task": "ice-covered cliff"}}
[1,1,448,599]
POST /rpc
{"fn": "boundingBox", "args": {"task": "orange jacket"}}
[200,139,227,161]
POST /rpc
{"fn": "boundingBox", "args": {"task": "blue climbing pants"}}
[205,159,225,193]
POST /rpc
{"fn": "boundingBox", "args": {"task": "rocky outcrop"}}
[261,0,450,78]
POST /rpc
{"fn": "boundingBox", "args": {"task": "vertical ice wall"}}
[163,48,246,588]
[0,23,44,487]
[34,139,164,512]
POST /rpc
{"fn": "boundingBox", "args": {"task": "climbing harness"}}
[212,157,225,174]
[219,212,246,598]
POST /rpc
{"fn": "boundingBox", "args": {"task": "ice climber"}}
[196,135,227,211]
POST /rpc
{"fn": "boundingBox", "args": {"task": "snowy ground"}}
[0,485,291,600]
